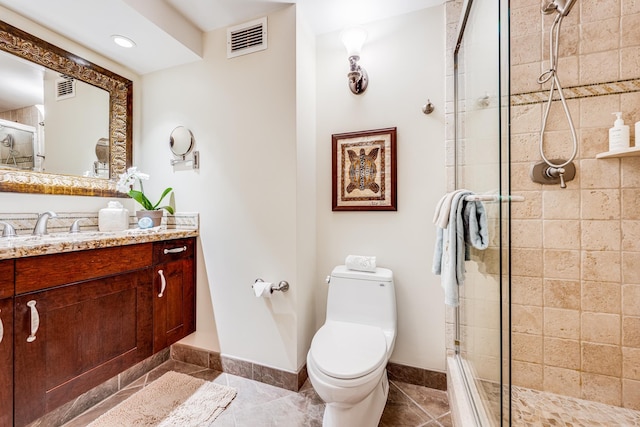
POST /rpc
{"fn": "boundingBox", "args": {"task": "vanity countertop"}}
[0,227,198,260]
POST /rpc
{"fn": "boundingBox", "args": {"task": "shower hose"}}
[537,11,578,174]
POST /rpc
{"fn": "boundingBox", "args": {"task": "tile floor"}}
[63,359,453,427]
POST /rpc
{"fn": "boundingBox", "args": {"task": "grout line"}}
[388,379,439,422]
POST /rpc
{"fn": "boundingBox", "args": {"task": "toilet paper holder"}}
[254,278,290,293]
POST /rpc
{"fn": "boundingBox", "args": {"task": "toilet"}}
[307,265,397,427]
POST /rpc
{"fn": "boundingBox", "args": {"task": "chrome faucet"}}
[0,221,17,237]
[32,211,57,236]
[69,218,85,233]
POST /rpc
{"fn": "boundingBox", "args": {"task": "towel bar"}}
[464,194,525,202]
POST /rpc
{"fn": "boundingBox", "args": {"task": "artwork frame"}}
[332,127,397,211]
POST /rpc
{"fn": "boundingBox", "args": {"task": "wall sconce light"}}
[341,28,368,95]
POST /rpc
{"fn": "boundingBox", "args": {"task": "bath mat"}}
[87,371,236,426]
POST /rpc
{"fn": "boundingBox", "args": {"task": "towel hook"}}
[421,99,435,115]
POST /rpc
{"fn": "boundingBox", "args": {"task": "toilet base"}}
[322,371,389,427]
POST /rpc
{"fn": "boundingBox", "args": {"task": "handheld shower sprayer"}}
[531,0,578,188]
[541,0,577,16]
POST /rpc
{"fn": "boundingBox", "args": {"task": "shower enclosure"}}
[451,0,640,425]
[451,0,511,425]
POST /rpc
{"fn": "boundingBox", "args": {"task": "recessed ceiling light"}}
[111,35,136,48]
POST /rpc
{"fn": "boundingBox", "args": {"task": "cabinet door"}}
[0,298,13,427]
[13,269,153,426]
[153,239,196,352]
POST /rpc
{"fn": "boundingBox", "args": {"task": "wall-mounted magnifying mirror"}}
[170,126,199,169]
[93,137,109,178]
[170,126,194,157]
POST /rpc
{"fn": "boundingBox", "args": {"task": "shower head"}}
[541,0,577,16]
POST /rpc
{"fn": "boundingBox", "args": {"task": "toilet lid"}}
[310,321,387,380]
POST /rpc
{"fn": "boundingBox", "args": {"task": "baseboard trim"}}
[171,343,446,392]
[387,362,447,391]
[32,348,171,427]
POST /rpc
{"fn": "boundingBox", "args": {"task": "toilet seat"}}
[309,321,387,380]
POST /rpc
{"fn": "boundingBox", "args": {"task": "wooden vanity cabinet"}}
[152,238,196,353]
[0,260,14,427]
[13,244,154,427]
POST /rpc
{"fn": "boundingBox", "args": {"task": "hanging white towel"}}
[432,189,468,229]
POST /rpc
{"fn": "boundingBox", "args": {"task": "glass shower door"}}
[454,0,510,425]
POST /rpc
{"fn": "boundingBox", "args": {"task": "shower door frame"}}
[452,0,512,425]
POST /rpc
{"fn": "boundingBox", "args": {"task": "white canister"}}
[98,201,129,232]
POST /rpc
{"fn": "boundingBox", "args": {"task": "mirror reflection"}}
[0,119,37,170]
[0,49,110,177]
[0,19,132,197]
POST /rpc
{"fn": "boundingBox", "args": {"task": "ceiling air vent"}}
[227,17,267,59]
[55,76,76,101]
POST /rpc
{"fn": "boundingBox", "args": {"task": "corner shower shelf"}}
[596,146,640,159]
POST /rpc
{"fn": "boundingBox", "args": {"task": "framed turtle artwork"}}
[331,127,397,211]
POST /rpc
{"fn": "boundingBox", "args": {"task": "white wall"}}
[315,6,447,371]
[139,6,304,371]
[44,75,110,177]
[294,6,318,369]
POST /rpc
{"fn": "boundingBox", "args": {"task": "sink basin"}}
[0,235,65,248]
[48,231,118,239]
[0,231,118,248]
[0,235,40,246]
[0,227,166,251]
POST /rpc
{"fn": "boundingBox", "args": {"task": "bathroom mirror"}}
[169,126,194,157]
[0,20,132,197]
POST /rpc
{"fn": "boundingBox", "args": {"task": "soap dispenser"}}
[609,112,630,152]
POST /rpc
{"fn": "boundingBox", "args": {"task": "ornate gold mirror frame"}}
[0,20,132,197]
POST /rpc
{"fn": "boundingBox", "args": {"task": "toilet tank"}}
[326,265,396,331]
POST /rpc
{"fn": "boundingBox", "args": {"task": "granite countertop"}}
[0,227,199,260]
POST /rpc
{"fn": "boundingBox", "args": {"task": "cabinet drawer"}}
[153,238,194,264]
[15,243,153,295]
[0,260,13,299]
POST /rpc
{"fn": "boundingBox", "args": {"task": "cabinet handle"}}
[164,246,187,255]
[158,269,166,298]
[0,309,3,344]
[26,300,40,343]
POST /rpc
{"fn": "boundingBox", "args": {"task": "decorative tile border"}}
[0,211,198,235]
[511,78,640,106]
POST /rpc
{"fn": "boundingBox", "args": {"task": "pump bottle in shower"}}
[609,112,630,152]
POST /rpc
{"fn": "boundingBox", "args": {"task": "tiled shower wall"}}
[510,0,640,409]
[0,105,41,129]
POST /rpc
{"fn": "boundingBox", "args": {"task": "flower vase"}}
[136,210,163,227]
